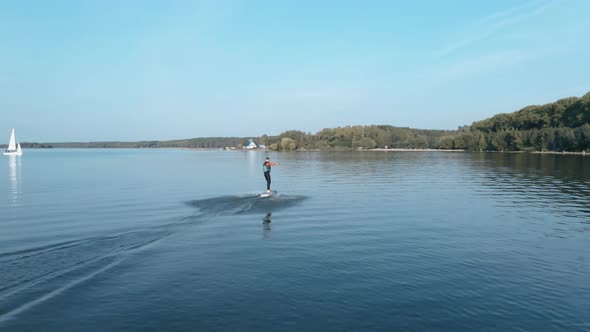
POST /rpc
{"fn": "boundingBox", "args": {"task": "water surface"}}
[1,150,589,331]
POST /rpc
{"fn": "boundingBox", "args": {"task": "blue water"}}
[1,149,589,331]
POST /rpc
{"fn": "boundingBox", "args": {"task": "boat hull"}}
[3,151,22,156]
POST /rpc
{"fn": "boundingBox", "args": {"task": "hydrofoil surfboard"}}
[259,191,275,198]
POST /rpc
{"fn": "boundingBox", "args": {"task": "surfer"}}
[263,157,279,192]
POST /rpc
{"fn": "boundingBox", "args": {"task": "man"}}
[263,157,279,192]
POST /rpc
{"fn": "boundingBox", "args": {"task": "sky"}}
[0,0,589,142]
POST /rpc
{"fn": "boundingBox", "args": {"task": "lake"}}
[1,149,589,331]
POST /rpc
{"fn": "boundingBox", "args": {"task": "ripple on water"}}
[1,150,589,331]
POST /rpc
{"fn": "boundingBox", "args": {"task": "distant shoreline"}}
[176,147,588,155]
[10,147,589,155]
[367,148,464,152]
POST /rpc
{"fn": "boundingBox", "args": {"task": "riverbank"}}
[368,148,464,152]
[531,150,588,156]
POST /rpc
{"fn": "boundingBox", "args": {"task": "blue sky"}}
[1,0,589,141]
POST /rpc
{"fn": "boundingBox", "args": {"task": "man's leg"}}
[265,172,271,190]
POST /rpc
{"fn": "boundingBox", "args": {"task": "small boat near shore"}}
[4,128,23,156]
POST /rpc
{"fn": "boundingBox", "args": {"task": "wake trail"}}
[0,193,307,324]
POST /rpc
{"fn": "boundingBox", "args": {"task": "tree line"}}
[260,126,454,151]
[20,137,247,149]
[15,91,590,152]
[441,91,590,152]
[260,91,590,152]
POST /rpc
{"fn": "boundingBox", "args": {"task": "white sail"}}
[7,128,16,151]
[4,128,23,156]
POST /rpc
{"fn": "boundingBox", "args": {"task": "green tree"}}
[555,127,575,151]
[414,135,429,149]
[280,137,296,150]
[352,137,377,149]
[260,134,269,146]
[541,128,555,151]
[439,136,454,149]
[478,134,486,151]
[574,124,590,151]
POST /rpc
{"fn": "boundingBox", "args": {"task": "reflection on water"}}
[462,153,590,239]
[262,212,272,238]
[8,156,21,206]
[187,194,305,239]
[187,193,307,216]
[469,154,590,216]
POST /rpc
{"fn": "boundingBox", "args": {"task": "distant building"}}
[245,139,257,149]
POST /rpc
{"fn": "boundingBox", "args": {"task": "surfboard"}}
[259,191,273,198]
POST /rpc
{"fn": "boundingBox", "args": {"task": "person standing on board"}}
[263,157,279,192]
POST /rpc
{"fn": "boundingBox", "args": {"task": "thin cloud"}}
[406,48,533,96]
[440,49,530,79]
[434,0,555,58]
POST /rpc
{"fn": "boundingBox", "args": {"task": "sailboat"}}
[4,128,23,156]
